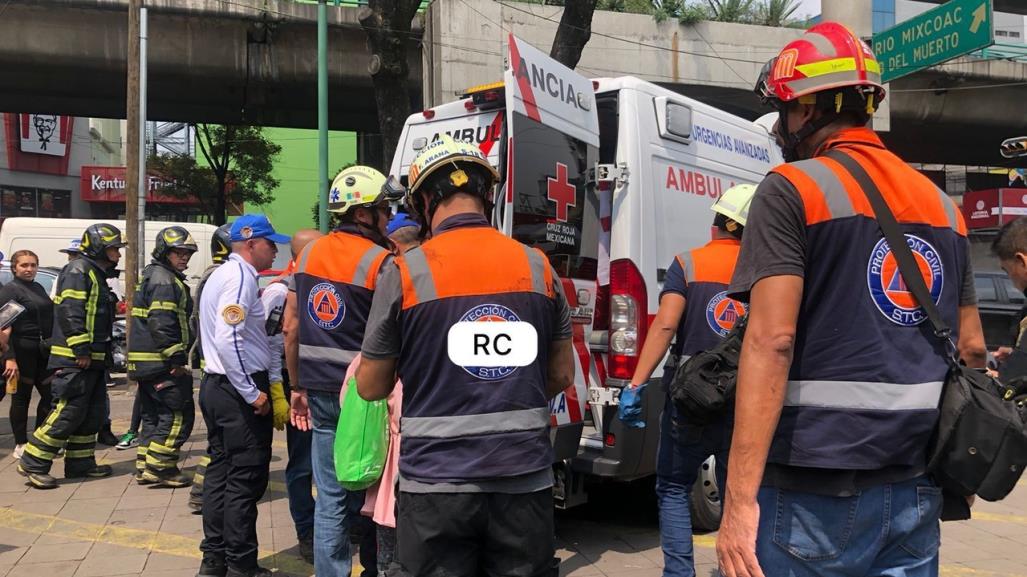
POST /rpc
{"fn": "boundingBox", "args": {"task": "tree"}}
[705,0,756,22]
[359,0,421,171]
[753,0,802,27]
[550,0,599,69]
[148,124,281,225]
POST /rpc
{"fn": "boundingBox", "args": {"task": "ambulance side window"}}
[597,95,619,164]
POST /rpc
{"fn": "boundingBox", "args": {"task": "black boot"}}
[18,463,58,490]
[195,556,227,577]
[225,565,271,577]
[65,464,113,479]
[97,425,119,447]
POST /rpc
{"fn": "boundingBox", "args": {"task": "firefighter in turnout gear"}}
[127,226,198,488]
[18,223,125,490]
[189,223,232,510]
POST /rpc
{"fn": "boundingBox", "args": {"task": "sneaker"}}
[17,463,58,490]
[12,444,24,460]
[298,534,314,565]
[65,464,113,479]
[195,556,227,577]
[97,427,119,447]
[115,432,139,450]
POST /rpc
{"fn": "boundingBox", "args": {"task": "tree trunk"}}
[550,0,598,70]
[214,175,227,226]
[359,0,420,171]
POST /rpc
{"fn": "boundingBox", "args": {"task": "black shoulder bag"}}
[669,314,747,426]
[826,149,1027,504]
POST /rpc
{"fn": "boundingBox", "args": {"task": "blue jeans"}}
[308,390,362,577]
[756,475,942,577]
[285,422,314,541]
[655,394,731,577]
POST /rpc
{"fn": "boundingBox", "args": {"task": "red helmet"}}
[756,22,885,110]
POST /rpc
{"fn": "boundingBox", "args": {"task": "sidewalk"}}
[2,384,1027,577]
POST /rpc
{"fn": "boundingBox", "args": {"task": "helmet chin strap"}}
[776,109,837,162]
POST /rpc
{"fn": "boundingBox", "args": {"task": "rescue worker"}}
[18,223,125,489]
[188,223,232,511]
[990,218,1027,384]
[127,226,198,488]
[357,134,575,577]
[619,184,756,577]
[716,23,987,577]
[287,166,399,576]
[197,214,288,577]
[386,211,421,255]
[265,228,322,565]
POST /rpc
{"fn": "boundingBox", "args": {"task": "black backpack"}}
[668,315,747,426]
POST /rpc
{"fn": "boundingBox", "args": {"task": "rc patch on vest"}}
[867,234,944,327]
[221,304,246,326]
[705,291,746,337]
[447,304,538,381]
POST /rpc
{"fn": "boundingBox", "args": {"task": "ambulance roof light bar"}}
[461,81,506,111]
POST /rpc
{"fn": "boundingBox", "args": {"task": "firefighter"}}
[619,183,756,577]
[357,134,575,577]
[18,223,125,490]
[188,223,232,511]
[286,166,400,576]
[716,22,987,577]
[127,226,198,488]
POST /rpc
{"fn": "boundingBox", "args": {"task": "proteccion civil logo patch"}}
[307,282,346,330]
[867,234,944,327]
[705,291,746,337]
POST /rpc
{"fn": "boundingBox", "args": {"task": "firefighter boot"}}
[65,464,114,479]
[17,463,58,490]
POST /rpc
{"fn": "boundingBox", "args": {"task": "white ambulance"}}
[389,36,782,524]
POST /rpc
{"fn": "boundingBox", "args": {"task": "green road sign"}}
[872,0,994,83]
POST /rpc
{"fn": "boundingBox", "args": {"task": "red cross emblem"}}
[547,162,576,222]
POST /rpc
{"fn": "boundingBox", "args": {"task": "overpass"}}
[0,0,422,132]
[425,0,1027,167]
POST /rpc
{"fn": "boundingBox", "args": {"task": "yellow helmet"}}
[407,134,499,199]
[712,183,757,227]
[329,166,388,214]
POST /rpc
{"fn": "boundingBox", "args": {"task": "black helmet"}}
[211,224,232,264]
[79,223,127,261]
[152,226,199,262]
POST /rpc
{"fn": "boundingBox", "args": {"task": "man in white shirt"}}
[196,214,288,577]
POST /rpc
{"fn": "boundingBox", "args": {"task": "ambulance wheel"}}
[689,455,722,531]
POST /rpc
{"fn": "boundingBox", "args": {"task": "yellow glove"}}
[270,382,290,431]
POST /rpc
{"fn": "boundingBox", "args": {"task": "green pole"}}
[317,0,329,233]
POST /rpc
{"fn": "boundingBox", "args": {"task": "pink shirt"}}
[341,354,401,528]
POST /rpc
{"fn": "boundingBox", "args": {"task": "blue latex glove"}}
[617,384,646,428]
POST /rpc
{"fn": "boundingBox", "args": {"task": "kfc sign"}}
[80,166,196,205]
[20,114,68,157]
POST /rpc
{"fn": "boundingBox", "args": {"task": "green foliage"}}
[149,125,281,225]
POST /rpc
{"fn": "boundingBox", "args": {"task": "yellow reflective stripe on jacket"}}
[58,289,88,301]
[149,301,180,312]
[85,269,100,345]
[175,277,190,345]
[66,334,91,346]
[161,343,185,358]
[131,308,149,318]
[51,346,106,360]
[127,352,164,362]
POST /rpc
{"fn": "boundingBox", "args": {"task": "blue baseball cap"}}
[386,212,420,236]
[230,214,290,244]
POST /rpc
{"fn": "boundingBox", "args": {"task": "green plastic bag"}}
[334,377,390,490]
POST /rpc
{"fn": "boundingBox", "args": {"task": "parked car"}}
[975,271,1024,349]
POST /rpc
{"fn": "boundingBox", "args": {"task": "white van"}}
[390,37,782,518]
[0,217,219,285]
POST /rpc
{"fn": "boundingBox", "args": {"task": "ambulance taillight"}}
[607,259,648,381]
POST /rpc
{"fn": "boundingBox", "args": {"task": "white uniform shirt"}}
[260,278,289,385]
[200,253,271,403]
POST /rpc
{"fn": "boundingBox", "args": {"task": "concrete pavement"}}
[1,383,1026,577]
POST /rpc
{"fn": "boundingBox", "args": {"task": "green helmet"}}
[152,226,199,262]
[79,223,127,261]
[211,224,232,264]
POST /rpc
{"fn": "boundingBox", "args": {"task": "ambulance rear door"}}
[504,35,601,462]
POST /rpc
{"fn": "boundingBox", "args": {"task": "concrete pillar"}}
[821,0,872,36]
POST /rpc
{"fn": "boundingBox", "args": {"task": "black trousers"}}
[396,489,558,577]
[199,371,272,570]
[20,367,106,475]
[7,338,53,445]
[136,373,195,476]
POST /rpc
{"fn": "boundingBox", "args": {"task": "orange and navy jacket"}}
[767,127,968,471]
[294,224,390,393]
[395,214,559,484]
[662,238,745,373]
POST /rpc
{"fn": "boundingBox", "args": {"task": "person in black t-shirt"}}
[0,250,55,461]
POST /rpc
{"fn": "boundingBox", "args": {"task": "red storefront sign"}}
[80,166,198,205]
[962,188,1027,230]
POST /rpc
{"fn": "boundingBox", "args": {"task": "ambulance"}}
[389,36,782,525]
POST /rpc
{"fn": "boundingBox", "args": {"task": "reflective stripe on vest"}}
[394,227,556,483]
[295,233,389,389]
[767,144,967,470]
